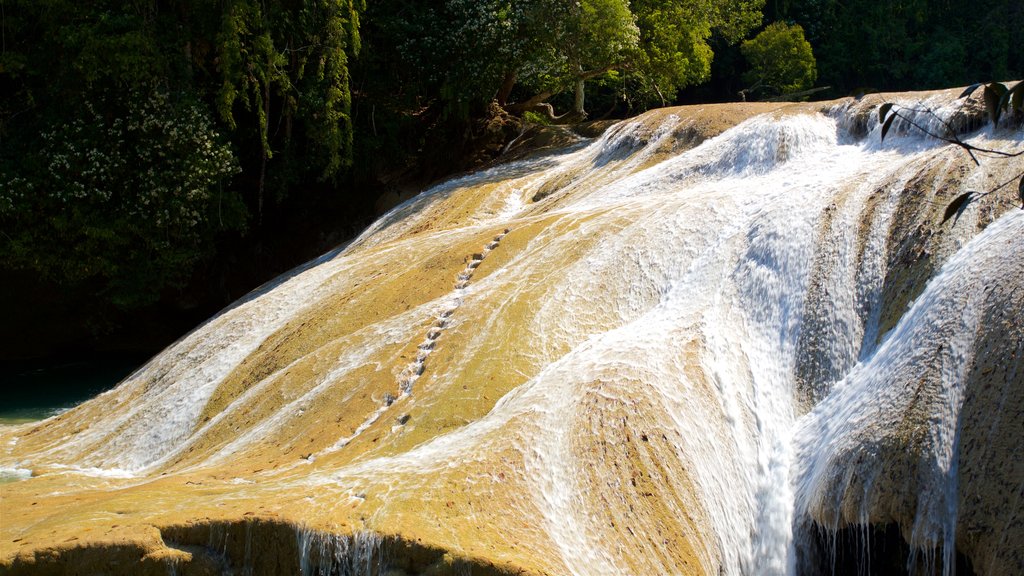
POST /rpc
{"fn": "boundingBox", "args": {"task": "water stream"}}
[3,92,1022,575]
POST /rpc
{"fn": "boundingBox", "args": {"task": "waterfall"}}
[297,528,385,576]
[793,208,1024,575]
[2,89,1021,575]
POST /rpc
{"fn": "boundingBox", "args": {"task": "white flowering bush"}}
[1,87,242,307]
[44,90,236,227]
[395,0,530,111]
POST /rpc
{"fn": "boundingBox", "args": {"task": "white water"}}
[794,208,1024,575]
[5,93,1022,574]
[307,103,1017,573]
[297,528,385,576]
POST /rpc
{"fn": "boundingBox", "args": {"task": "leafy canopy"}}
[1,87,242,308]
[0,0,363,309]
[630,0,763,102]
[382,0,764,115]
[741,21,817,95]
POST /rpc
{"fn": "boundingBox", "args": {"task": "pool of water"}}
[0,355,148,425]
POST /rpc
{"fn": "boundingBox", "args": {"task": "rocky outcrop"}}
[2,87,1021,575]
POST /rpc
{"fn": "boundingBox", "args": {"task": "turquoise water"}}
[0,355,147,425]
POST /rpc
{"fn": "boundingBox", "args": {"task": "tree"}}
[740,21,817,98]
[771,0,1023,94]
[384,0,764,121]
[506,0,765,119]
[631,0,762,103]
[505,0,639,120]
[558,0,640,116]
[208,0,363,217]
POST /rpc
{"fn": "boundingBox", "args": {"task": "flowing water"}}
[2,91,1022,575]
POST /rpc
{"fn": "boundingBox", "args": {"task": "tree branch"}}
[888,105,1023,165]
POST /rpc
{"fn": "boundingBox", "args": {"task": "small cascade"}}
[793,209,1024,575]
[242,520,254,576]
[297,528,386,576]
[696,114,838,176]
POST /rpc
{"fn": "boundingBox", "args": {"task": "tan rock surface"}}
[2,88,1021,575]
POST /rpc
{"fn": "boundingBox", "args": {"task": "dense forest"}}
[1,0,1021,361]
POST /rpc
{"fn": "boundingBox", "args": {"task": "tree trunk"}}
[179,0,193,77]
[496,70,518,106]
[573,78,586,117]
[505,89,557,115]
[286,39,295,143]
[504,64,616,120]
[258,56,271,226]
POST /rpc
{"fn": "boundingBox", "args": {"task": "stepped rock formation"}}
[1,87,1022,575]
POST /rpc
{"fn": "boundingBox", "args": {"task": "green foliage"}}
[388,0,759,113]
[915,33,967,90]
[375,0,544,114]
[741,21,817,95]
[0,0,363,310]
[560,0,764,109]
[629,0,716,102]
[214,0,362,178]
[774,0,1023,93]
[522,111,553,126]
[568,0,640,74]
[1,87,242,307]
[373,0,764,117]
[632,0,763,90]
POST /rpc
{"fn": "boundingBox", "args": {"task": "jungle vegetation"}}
[1,0,1020,356]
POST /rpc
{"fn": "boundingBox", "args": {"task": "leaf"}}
[943,192,974,223]
[876,102,892,124]
[987,82,1008,98]
[996,82,1024,115]
[880,112,896,142]
[1018,175,1024,209]
[1010,82,1024,114]
[984,82,1008,125]
[959,83,982,99]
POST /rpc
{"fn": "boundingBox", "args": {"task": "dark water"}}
[0,355,148,425]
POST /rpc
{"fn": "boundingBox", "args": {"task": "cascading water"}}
[297,528,385,576]
[1,88,1021,576]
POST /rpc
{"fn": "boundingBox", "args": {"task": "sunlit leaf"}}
[987,82,1008,97]
[996,83,1024,116]
[984,82,1008,125]
[879,102,894,124]
[943,192,974,223]
[1009,82,1024,113]
[958,83,982,99]
[880,113,896,142]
